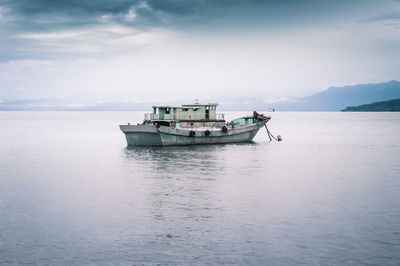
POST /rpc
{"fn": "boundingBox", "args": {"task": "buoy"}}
[205,130,211,136]
[277,135,282,141]
[189,130,196,137]
[222,126,228,132]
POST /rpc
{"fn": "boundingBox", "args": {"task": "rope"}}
[265,125,279,141]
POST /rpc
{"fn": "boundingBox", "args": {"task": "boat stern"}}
[119,124,162,146]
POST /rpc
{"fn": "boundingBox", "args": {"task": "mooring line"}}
[265,125,282,141]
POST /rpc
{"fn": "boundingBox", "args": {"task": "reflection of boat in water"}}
[120,102,272,146]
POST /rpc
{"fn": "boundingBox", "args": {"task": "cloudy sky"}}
[1,0,400,102]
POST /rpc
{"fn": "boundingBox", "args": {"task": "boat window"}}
[183,108,189,111]
[165,108,170,114]
[193,108,198,111]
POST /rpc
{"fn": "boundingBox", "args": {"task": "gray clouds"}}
[1,0,400,101]
[361,11,400,22]
[0,0,383,31]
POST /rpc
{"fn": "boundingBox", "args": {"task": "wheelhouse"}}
[150,103,222,121]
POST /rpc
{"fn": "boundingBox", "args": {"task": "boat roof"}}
[152,103,219,108]
[182,103,218,107]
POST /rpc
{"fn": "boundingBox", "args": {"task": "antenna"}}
[195,99,199,104]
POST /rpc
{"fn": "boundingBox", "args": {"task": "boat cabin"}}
[229,116,256,126]
[151,103,220,121]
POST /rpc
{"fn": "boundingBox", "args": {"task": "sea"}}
[0,111,399,265]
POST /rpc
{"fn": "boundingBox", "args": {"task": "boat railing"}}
[144,113,154,121]
[217,113,225,120]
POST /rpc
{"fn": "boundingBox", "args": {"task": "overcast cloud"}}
[1,0,400,101]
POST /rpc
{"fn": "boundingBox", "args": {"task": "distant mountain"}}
[342,98,400,112]
[276,80,400,111]
[0,98,90,111]
[0,98,154,111]
[0,97,275,111]
[1,80,400,111]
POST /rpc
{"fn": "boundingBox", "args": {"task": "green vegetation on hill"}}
[342,98,400,112]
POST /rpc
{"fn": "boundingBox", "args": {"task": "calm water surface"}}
[0,112,399,265]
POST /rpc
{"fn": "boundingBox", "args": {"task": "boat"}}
[119,102,272,146]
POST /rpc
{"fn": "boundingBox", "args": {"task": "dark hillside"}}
[342,98,400,111]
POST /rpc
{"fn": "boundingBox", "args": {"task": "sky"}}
[1,0,400,103]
